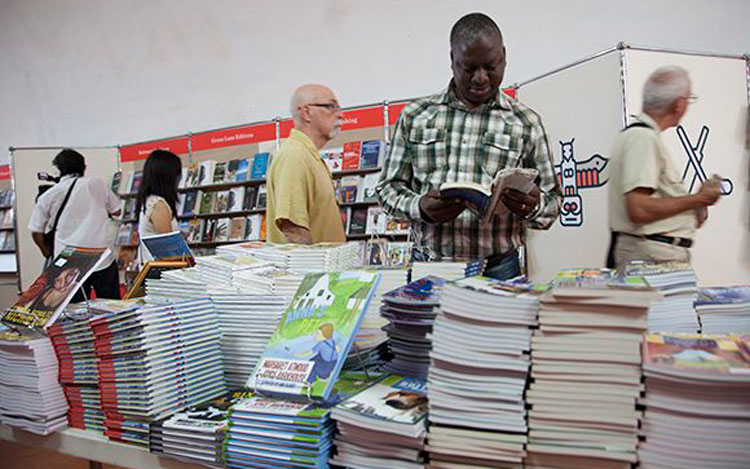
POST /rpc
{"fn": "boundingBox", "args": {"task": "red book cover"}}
[341,141,362,170]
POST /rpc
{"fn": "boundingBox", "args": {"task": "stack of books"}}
[525,269,659,469]
[219,242,363,273]
[331,375,427,469]
[381,276,445,379]
[195,254,270,285]
[150,389,252,467]
[625,262,700,333]
[411,260,483,282]
[144,267,236,304]
[210,293,286,388]
[638,333,750,468]
[48,299,144,432]
[232,266,305,302]
[0,327,67,435]
[91,298,227,446]
[427,276,540,468]
[695,286,750,333]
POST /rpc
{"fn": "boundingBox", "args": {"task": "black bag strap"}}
[622,122,651,131]
[51,178,78,235]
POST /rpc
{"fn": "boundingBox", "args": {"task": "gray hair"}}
[642,66,691,113]
[290,85,320,122]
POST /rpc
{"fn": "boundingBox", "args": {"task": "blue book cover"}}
[359,140,384,169]
[697,286,750,305]
[251,153,270,180]
[383,275,445,307]
[247,271,381,402]
[236,159,250,182]
[140,231,195,264]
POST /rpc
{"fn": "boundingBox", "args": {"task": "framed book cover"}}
[3,247,111,331]
[140,231,195,265]
[247,271,381,401]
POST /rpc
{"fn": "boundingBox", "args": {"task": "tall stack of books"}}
[639,333,750,468]
[210,293,286,388]
[48,299,144,432]
[226,271,381,468]
[0,327,68,435]
[695,286,750,333]
[625,261,700,333]
[427,276,540,468]
[91,298,227,446]
[150,389,252,467]
[381,276,445,379]
[525,269,659,469]
[331,375,427,469]
[220,242,364,272]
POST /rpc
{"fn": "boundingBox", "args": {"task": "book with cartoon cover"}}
[3,247,111,331]
[247,271,381,401]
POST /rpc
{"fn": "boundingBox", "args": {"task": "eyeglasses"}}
[307,102,341,112]
[686,94,699,104]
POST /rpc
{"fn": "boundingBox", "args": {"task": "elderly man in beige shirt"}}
[607,66,721,269]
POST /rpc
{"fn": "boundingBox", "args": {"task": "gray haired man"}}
[607,66,721,269]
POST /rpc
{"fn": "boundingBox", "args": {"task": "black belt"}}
[617,231,693,248]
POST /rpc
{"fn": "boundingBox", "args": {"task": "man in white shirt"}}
[28,149,122,300]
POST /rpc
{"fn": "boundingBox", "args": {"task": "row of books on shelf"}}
[119,185,268,221]
[341,206,410,236]
[112,153,272,195]
[334,173,379,204]
[0,189,14,207]
[0,231,15,251]
[320,139,386,173]
[116,215,267,246]
[0,208,14,229]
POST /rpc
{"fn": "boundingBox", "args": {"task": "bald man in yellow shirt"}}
[267,84,346,244]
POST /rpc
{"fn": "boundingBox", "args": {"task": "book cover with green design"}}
[247,271,381,401]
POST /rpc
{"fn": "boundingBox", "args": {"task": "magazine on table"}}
[247,271,381,401]
[2,247,111,331]
[140,230,195,265]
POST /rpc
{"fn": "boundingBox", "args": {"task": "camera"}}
[37,172,60,183]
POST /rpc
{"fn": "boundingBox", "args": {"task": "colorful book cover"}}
[227,187,244,212]
[3,247,111,330]
[236,159,250,182]
[335,374,427,425]
[247,271,381,401]
[260,214,267,241]
[225,159,241,183]
[696,286,750,305]
[337,176,360,204]
[341,142,361,170]
[182,190,199,216]
[643,333,750,375]
[359,140,384,169]
[321,148,343,173]
[384,275,445,307]
[140,231,195,264]
[187,219,204,243]
[184,165,200,188]
[251,153,270,180]
[200,191,216,214]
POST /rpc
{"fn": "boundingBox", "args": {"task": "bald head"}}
[291,84,335,123]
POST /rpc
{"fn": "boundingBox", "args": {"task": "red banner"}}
[120,136,190,163]
[192,122,276,152]
[0,165,10,181]
[279,119,294,139]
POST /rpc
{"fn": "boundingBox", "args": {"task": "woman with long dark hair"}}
[136,149,182,241]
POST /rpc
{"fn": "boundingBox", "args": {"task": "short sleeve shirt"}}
[266,129,346,244]
[608,113,696,238]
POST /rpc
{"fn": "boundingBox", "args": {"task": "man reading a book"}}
[607,66,722,269]
[267,84,347,244]
[377,13,560,279]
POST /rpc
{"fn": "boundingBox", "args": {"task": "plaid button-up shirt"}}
[376,83,561,261]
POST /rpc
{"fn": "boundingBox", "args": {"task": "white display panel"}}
[12,147,119,291]
[518,50,625,283]
[624,50,749,286]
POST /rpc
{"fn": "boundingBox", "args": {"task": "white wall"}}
[1,0,748,165]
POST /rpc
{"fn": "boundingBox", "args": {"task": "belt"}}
[617,231,693,248]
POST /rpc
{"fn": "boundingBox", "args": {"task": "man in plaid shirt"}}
[376,13,561,279]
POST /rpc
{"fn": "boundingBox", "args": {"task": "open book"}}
[439,167,538,224]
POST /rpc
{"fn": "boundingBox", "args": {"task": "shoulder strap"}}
[51,178,78,234]
[622,122,652,132]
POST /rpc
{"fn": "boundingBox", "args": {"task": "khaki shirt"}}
[608,113,696,239]
[267,129,346,244]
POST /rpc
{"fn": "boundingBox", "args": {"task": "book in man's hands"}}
[438,167,539,224]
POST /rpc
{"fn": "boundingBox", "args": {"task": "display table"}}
[0,424,202,469]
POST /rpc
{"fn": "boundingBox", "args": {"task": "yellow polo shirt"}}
[267,129,346,244]
[608,113,696,239]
